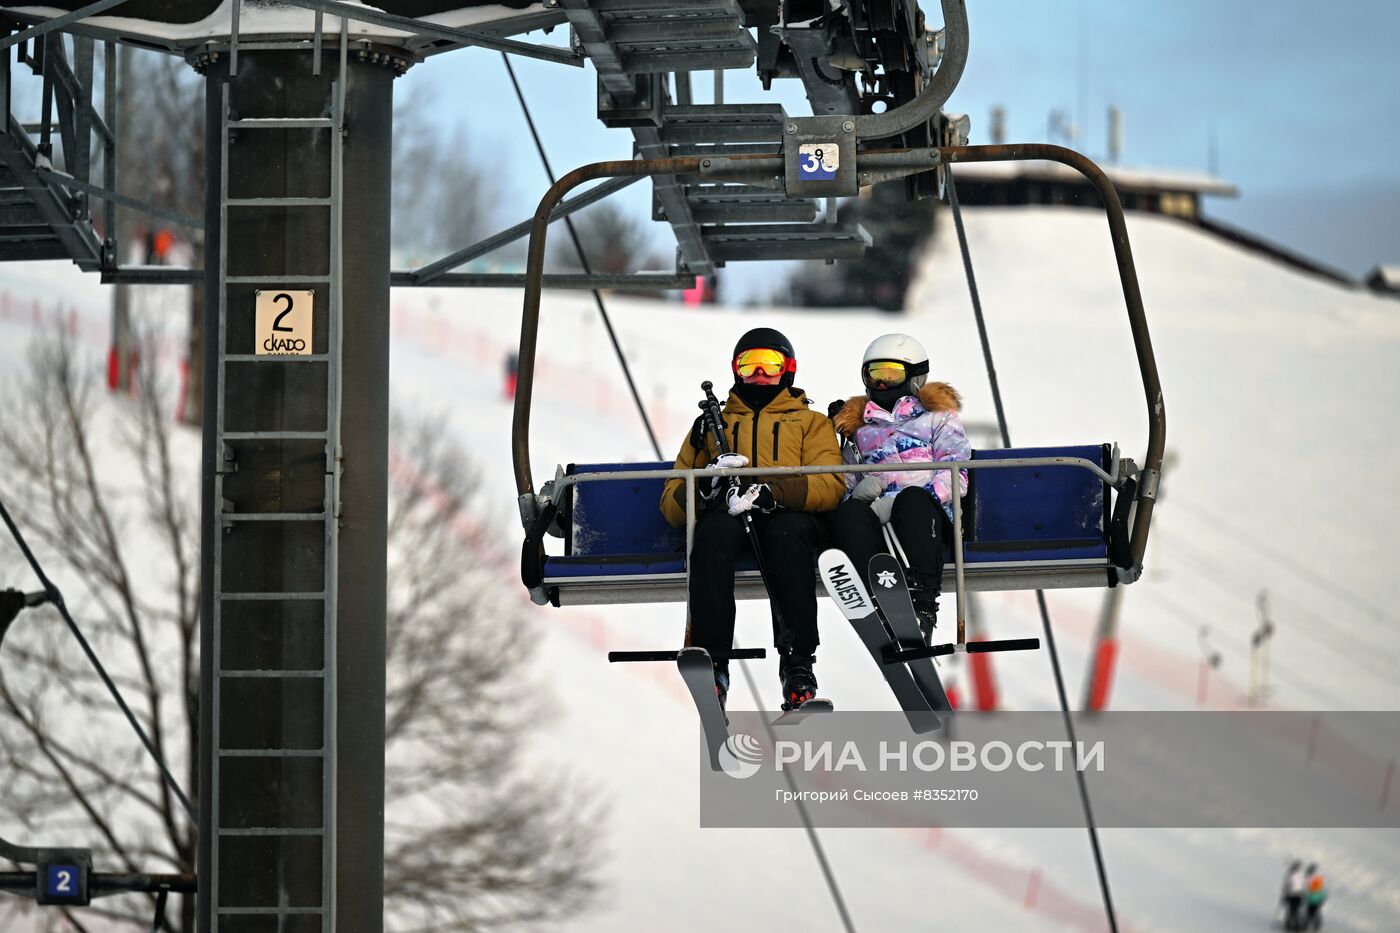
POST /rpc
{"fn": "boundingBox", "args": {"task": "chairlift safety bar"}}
[541,454,1120,641]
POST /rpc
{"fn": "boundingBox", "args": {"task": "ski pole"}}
[699,380,786,645]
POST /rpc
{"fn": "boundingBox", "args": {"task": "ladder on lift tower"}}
[208,28,346,932]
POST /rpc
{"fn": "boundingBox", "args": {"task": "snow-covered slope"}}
[908,207,1400,715]
[3,204,1398,931]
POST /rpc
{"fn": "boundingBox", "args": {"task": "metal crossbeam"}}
[101,268,692,290]
[0,0,131,53]
[34,168,203,229]
[412,174,642,283]
[275,0,582,67]
[98,268,201,284]
[397,271,693,290]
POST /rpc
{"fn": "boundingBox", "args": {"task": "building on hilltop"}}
[946,161,1238,221]
[785,164,1243,311]
[783,154,1371,311]
[1365,265,1400,297]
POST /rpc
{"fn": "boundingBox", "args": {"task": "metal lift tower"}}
[196,34,396,930]
[0,3,576,929]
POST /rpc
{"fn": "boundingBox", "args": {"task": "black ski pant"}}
[830,486,951,597]
[1283,895,1303,929]
[688,508,825,668]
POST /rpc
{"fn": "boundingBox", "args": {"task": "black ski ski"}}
[676,647,729,770]
[868,554,954,714]
[819,549,940,733]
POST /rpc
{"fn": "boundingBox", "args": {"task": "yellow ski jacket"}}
[660,385,845,528]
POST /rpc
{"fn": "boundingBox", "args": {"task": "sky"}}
[393,0,1400,292]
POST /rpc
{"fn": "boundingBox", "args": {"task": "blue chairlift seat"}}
[539,445,1118,606]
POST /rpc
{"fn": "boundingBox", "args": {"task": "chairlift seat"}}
[545,461,757,580]
[965,444,1112,563]
[539,445,1117,605]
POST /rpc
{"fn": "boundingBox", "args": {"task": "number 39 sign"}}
[797,143,839,181]
[255,290,314,356]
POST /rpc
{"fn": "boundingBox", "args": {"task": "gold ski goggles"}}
[862,361,909,387]
[733,348,795,378]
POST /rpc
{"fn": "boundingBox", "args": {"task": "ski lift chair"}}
[512,0,1163,636]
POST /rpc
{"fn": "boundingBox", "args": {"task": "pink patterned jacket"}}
[831,381,970,520]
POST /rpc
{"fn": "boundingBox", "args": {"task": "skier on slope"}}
[828,334,970,637]
[1282,862,1304,924]
[1304,864,1328,930]
[1281,860,1307,930]
[660,328,845,712]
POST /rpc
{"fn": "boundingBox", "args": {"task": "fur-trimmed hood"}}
[832,381,962,437]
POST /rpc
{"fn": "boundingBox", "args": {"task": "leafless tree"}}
[0,326,600,931]
[393,92,500,260]
[552,202,663,275]
[381,415,602,931]
[105,54,501,425]
[107,47,205,423]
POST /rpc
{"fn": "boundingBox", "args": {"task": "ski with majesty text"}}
[819,548,940,732]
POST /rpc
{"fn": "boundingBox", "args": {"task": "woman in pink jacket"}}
[830,333,970,634]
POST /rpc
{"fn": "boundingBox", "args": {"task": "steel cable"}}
[501,55,661,455]
[0,494,196,821]
[945,164,1120,932]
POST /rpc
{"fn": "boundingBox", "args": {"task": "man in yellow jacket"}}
[660,327,844,712]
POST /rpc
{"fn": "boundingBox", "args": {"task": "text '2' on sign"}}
[255,290,314,356]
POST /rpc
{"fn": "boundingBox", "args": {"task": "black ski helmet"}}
[731,327,797,386]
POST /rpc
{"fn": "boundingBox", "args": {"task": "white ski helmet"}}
[861,333,930,392]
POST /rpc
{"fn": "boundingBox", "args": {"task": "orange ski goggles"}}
[733,348,796,378]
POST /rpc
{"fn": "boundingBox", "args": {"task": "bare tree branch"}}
[1,333,601,930]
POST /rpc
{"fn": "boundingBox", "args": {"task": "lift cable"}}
[730,660,857,933]
[501,54,661,455]
[945,164,1120,933]
[0,494,196,822]
[502,54,857,933]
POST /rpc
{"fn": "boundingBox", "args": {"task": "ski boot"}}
[714,666,730,724]
[778,655,818,711]
[910,584,940,644]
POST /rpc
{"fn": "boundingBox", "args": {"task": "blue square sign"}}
[46,864,80,900]
[798,143,838,181]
